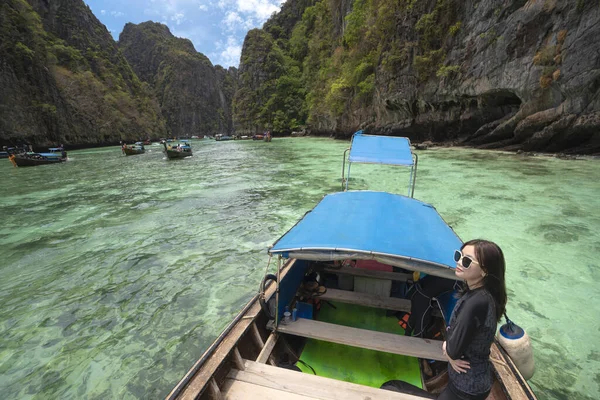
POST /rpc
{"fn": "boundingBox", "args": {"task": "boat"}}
[122,142,145,155]
[167,132,537,400]
[215,134,234,141]
[163,140,192,159]
[0,147,13,158]
[11,147,67,167]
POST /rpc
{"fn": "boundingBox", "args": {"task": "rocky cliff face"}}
[119,22,236,137]
[0,0,166,147]
[235,0,600,154]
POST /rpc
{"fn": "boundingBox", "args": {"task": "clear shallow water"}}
[0,138,598,399]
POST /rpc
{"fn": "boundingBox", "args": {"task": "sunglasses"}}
[453,250,479,269]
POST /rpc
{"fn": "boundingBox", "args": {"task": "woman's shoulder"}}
[463,288,494,313]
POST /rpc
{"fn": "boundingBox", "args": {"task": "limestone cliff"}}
[235,0,600,154]
[119,22,236,137]
[0,0,166,147]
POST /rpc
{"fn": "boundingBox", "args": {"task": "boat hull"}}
[13,155,66,167]
[165,149,192,159]
[123,148,145,155]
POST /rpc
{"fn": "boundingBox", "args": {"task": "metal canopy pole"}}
[275,255,281,327]
[341,148,349,190]
[410,154,419,198]
[345,162,352,191]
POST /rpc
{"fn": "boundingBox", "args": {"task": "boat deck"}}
[222,359,429,399]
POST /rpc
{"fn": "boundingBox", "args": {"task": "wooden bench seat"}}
[322,266,413,282]
[223,359,432,400]
[320,288,412,312]
[277,318,445,361]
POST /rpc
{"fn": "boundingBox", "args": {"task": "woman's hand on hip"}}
[442,341,471,373]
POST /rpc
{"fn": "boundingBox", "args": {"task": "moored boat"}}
[163,140,192,159]
[122,142,145,155]
[168,132,536,400]
[215,134,234,141]
[11,147,67,167]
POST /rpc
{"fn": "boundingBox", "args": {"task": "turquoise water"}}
[0,138,598,399]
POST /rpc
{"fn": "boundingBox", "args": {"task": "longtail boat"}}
[12,147,67,167]
[168,132,536,400]
[122,142,146,155]
[164,140,193,159]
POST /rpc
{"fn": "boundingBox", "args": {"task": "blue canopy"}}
[269,191,461,279]
[348,132,414,166]
[38,153,62,158]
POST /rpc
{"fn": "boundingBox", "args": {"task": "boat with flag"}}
[163,140,193,159]
[168,132,536,400]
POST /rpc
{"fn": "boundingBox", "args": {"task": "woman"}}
[439,239,507,400]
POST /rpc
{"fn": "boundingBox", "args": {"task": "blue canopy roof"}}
[38,153,62,158]
[348,132,414,166]
[270,191,462,278]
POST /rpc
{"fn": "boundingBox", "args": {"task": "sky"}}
[84,0,283,68]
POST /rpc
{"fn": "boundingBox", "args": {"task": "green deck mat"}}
[296,301,423,389]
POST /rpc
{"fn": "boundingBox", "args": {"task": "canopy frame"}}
[341,131,418,197]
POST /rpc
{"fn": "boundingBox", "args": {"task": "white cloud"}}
[171,12,185,25]
[212,36,241,67]
[199,4,208,11]
[110,11,125,17]
[223,11,242,31]
[235,0,279,20]
[100,9,106,15]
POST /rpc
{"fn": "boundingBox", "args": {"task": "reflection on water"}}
[0,139,599,399]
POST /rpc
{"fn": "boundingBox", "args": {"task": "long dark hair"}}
[462,239,507,322]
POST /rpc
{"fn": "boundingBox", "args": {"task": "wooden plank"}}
[208,378,223,400]
[227,359,433,400]
[250,323,264,347]
[490,342,537,400]
[323,266,412,281]
[277,318,445,361]
[232,347,245,371]
[170,259,297,400]
[221,378,319,400]
[256,332,278,364]
[320,288,411,312]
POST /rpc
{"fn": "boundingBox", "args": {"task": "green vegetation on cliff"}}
[233,0,462,134]
[0,0,166,146]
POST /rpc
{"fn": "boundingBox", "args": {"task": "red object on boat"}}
[355,260,393,272]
